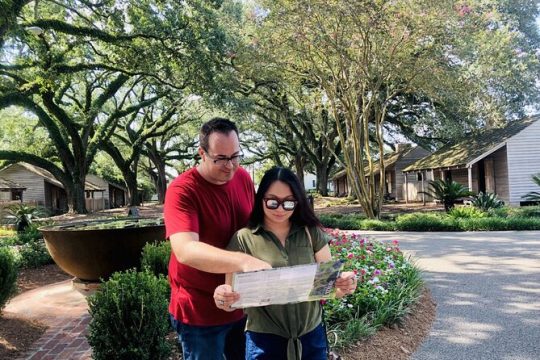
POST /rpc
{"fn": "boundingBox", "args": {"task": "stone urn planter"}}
[39,217,165,281]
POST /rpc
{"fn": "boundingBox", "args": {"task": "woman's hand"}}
[214,284,240,312]
[335,271,358,298]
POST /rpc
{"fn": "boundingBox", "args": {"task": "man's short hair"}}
[199,118,239,151]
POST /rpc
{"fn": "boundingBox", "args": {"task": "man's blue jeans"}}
[170,314,246,360]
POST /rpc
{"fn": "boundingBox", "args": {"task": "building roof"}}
[1,163,105,191]
[403,116,540,172]
[0,177,26,190]
[331,144,416,180]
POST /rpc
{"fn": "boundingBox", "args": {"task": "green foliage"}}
[395,213,455,231]
[522,174,540,202]
[0,224,43,247]
[87,270,171,360]
[319,214,363,230]
[3,204,47,232]
[0,227,16,237]
[141,241,171,278]
[448,206,486,219]
[420,180,473,212]
[321,211,540,231]
[508,205,540,218]
[323,230,423,348]
[16,240,53,269]
[0,246,18,313]
[471,192,504,211]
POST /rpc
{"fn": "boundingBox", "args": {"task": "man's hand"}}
[214,284,240,312]
[335,271,358,298]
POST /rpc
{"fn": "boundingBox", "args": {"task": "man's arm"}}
[170,232,271,273]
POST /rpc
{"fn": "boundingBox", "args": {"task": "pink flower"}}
[392,240,399,245]
[386,247,392,252]
[347,253,354,259]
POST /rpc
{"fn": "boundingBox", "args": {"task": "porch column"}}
[467,166,473,191]
[421,171,425,205]
[404,172,409,203]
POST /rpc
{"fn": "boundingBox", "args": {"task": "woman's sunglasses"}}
[264,198,297,211]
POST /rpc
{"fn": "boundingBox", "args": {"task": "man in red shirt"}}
[164,118,271,360]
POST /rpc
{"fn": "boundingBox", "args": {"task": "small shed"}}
[403,116,540,205]
[0,163,107,214]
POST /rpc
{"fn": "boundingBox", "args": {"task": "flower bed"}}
[324,229,424,348]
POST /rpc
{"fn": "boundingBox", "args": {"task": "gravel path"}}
[361,231,540,360]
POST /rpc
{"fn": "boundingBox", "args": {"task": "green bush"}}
[359,219,395,231]
[395,213,456,231]
[141,241,171,277]
[487,206,511,218]
[0,247,18,313]
[319,214,363,230]
[448,206,486,219]
[87,270,171,360]
[509,206,540,218]
[17,240,53,269]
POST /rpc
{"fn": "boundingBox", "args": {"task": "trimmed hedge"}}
[319,212,540,231]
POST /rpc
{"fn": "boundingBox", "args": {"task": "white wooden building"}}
[403,116,540,205]
[0,163,126,214]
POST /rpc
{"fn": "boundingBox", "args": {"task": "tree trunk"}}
[124,172,139,207]
[315,165,329,196]
[155,163,167,204]
[294,153,305,190]
[65,181,87,214]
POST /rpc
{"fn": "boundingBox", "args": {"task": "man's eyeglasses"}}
[264,198,297,211]
[204,151,244,166]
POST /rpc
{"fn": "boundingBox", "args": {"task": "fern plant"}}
[420,179,473,212]
[522,174,540,202]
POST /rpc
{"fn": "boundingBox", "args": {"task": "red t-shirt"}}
[164,167,254,326]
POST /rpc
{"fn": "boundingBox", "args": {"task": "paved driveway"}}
[361,231,540,360]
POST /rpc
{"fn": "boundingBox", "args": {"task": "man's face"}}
[199,131,241,185]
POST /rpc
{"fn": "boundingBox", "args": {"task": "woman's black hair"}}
[249,167,321,228]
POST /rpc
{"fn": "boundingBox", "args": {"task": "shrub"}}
[17,240,53,269]
[471,192,504,211]
[509,205,540,218]
[87,270,170,360]
[359,219,395,231]
[141,241,171,277]
[448,206,486,219]
[0,247,18,313]
[488,206,511,218]
[395,213,456,231]
[319,214,363,230]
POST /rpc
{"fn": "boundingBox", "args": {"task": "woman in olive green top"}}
[214,167,357,360]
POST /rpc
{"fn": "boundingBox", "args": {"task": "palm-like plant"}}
[522,174,540,202]
[471,192,504,211]
[4,204,47,232]
[420,179,473,212]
